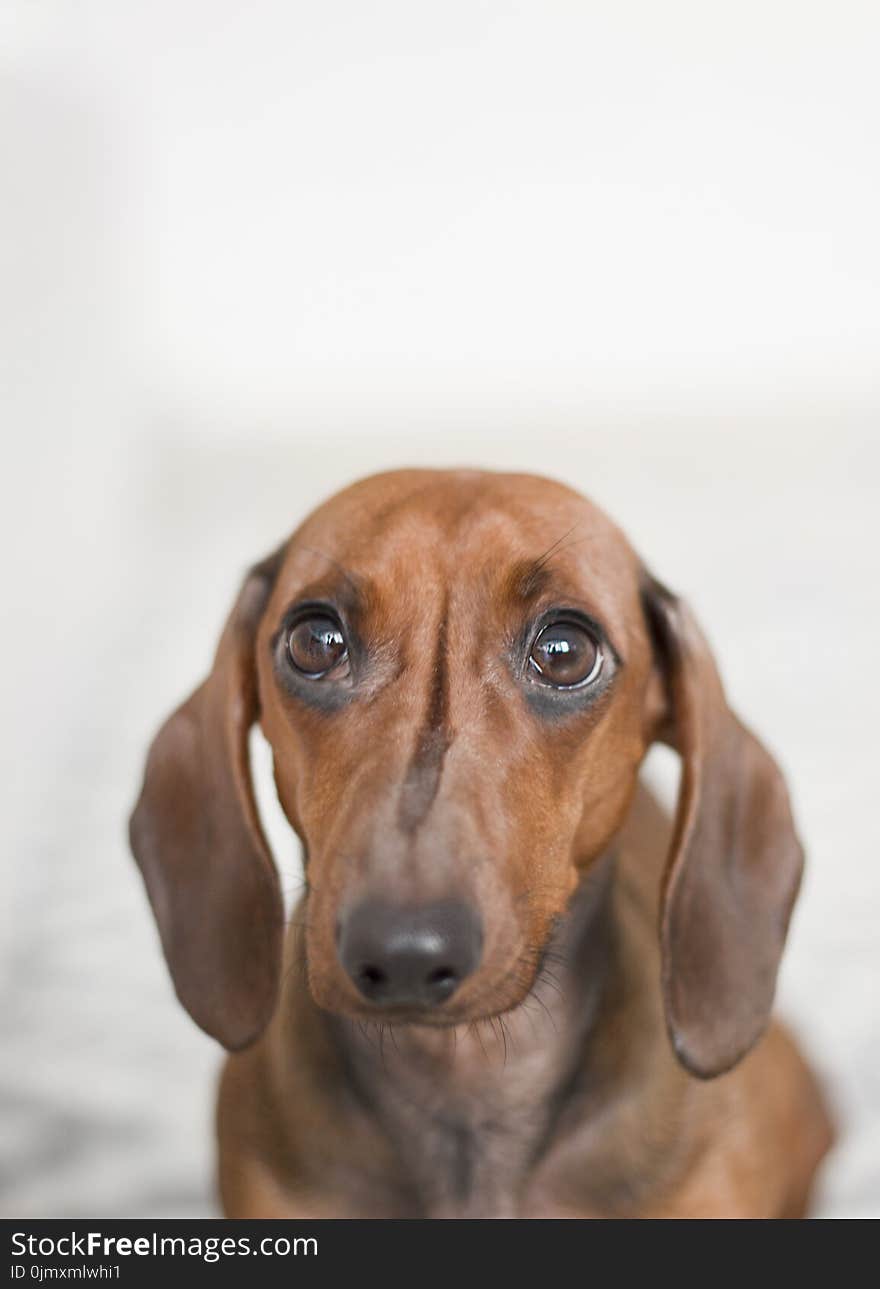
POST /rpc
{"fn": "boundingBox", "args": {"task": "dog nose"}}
[338,899,483,1008]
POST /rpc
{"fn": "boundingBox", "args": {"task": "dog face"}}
[130,469,804,1078]
[257,470,657,1026]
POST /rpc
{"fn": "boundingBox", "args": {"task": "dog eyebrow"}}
[510,529,592,602]
[511,559,553,602]
[290,543,364,597]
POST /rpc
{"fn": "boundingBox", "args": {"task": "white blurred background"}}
[1,1,878,1217]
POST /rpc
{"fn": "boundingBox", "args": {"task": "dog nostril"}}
[426,964,458,1001]
[358,965,387,987]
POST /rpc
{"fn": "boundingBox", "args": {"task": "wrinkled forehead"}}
[268,470,642,639]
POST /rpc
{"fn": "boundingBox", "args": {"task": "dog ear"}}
[641,573,804,1079]
[129,548,286,1051]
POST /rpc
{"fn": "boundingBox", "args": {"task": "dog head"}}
[130,469,803,1077]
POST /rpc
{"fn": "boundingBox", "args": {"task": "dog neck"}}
[323,855,620,1217]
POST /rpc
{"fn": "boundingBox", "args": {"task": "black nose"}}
[338,899,483,1008]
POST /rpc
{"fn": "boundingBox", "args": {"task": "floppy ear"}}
[129,548,285,1051]
[641,574,804,1079]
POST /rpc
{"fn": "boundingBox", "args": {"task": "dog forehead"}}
[266,470,642,637]
[292,469,631,563]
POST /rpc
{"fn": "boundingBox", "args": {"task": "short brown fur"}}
[130,469,833,1218]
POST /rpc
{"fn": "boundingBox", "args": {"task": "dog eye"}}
[528,621,602,688]
[286,615,349,679]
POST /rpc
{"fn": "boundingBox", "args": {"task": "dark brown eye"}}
[286,615,349,679]
[528,620,602,688]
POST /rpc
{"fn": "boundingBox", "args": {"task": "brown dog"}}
[130,468,833,1217]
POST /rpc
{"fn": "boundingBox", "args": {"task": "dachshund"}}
[130,468,833,1217]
